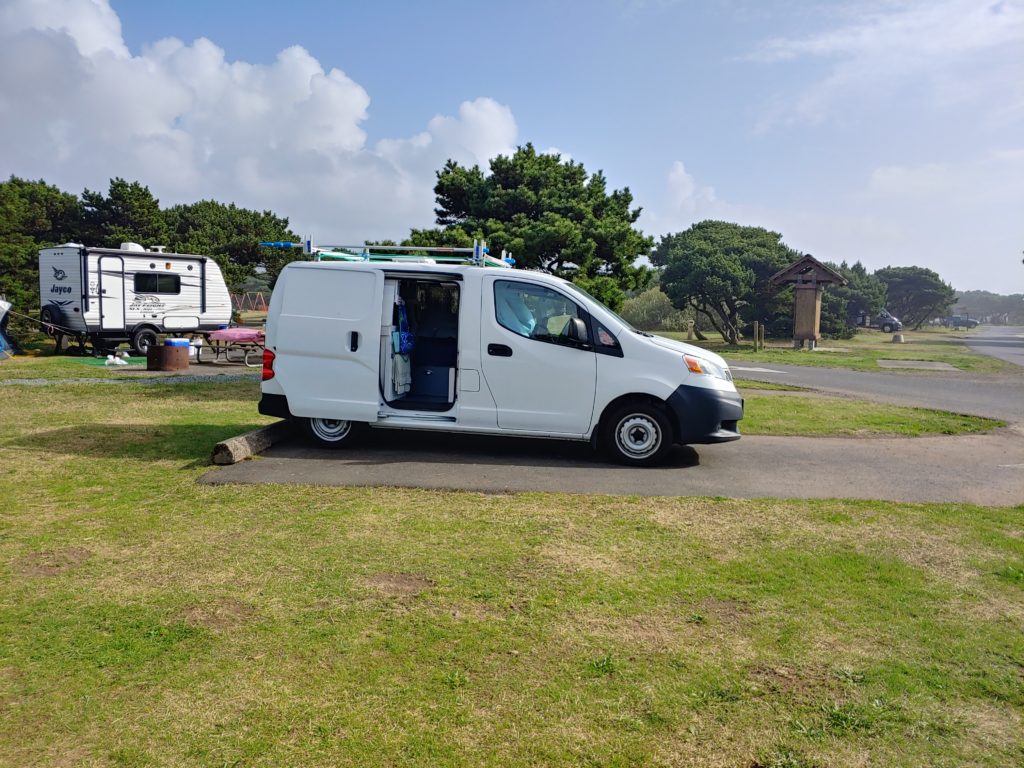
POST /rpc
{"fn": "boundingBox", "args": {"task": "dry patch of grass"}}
[538,540,627,576]
[179,598,256,631]
[16,546,92,576]
[361,572,436,598]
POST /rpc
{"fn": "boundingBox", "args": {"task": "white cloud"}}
[0,0,519,242]
[752,0,1024,128]
[641,160,727,235]
[0,0,128,57]
[666,161,717,215]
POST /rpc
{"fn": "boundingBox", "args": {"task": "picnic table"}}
[199,327,265,367]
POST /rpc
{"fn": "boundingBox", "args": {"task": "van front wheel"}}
[302,417,365,449]
[602,402,673,467]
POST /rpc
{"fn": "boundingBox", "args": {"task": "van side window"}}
[494,280,584,347]
[134,273,181,294]
[593,320,622,356]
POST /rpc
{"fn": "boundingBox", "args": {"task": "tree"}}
[655,220,800,344]
[425,144,652,310]
[81,178,169,248]
[819,261,888,338]
[163,200,296,288]
[953,290,1024,323]
[875,266,955,329]
[0,177,82,312]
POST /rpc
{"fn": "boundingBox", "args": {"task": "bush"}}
[620,288,690,331]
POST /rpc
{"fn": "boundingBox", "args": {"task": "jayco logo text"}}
[50,285,72,294]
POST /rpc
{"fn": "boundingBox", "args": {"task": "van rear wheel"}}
[302,417,365,449]
[601,402,673,467]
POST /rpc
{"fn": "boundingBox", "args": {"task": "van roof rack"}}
[259,239,515,269]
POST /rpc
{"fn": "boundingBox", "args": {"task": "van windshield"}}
[562,281,638,333]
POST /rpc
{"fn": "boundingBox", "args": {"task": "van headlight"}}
[684,354,732,382]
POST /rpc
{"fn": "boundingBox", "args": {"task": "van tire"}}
[131,327,158,356]
[302,417,365,449]
[881,323,894,333]
[601,401,673,467]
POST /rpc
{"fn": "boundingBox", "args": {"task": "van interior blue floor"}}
[387,394,453,412]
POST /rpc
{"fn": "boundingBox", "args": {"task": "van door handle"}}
[350,332,359,352]
[487,343,512,357]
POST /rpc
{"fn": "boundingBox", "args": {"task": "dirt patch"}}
[696,597,751,626]
[179,598,255,630]
[18,547,91,576]
[747,664,833,698]
[362,573,435,598]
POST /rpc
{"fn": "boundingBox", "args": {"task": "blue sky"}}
[2,0,1022,292]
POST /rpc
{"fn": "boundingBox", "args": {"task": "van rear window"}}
[134,273,180,294]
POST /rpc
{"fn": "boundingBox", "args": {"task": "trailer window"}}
[134,273,181,294]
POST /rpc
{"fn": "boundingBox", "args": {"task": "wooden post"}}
[687,319,694,340]
[752,321,759,352]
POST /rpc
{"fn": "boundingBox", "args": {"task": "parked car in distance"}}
[857,309,903,333]
[943,316,979,329]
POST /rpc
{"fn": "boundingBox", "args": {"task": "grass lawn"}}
[741,393,1001,437]
[0,352,256,381]
[659,327,1015,374]
[1,379,1021,767]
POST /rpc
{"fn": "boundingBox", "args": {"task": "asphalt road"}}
[202,425,1024,505]
[964,325,1024,368]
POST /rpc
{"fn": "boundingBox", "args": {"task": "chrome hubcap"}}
[310,418,352,442]
[616,415,661,459]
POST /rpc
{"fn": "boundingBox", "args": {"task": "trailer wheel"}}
[302,417,366,449]
[131,327,158,356]
[601,401,673,467]
[40,306,62,337]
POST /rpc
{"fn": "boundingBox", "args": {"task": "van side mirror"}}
[566,317,590,347]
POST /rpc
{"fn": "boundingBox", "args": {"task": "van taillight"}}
[262,349,276,381]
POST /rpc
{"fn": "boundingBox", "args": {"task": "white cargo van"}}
[259,253,743,466]
[38,242,232,354]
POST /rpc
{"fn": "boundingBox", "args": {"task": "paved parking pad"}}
[202,427,1024,505]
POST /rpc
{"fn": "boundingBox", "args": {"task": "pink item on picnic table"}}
[207,328,265,343]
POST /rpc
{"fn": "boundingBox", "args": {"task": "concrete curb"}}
[212,420,293,465]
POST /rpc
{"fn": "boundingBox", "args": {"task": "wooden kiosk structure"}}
[770,255,847,349]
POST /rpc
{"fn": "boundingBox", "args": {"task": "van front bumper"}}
[666,384,743,444]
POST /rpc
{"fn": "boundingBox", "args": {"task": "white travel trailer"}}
[259,244,743,466]
[38,242,232,353]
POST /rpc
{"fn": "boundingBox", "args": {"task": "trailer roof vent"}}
[120,242,146,252]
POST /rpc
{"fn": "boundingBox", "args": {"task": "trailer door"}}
[98,256,125,330]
